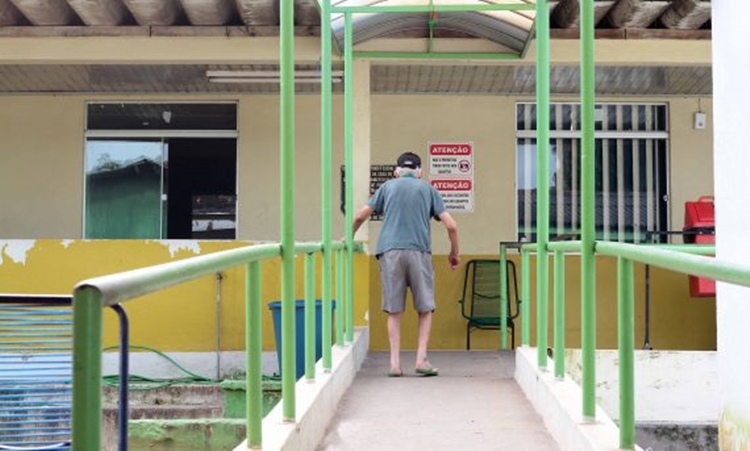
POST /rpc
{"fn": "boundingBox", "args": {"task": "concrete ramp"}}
[318,350,559,451]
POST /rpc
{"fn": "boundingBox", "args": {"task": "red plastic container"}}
[683,196,715,297]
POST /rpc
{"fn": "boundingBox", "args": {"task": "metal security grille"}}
[516,102,669,243]
[0,299,72,450]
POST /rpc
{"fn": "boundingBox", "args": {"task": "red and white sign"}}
[429,142,473,176]
[430,178,474,212]
[429,142,474,212]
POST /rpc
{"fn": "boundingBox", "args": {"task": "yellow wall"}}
[0,239,370,351]
[0,87,716,351]
[367,254,716,352]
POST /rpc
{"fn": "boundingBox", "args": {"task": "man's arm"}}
[438,211,460,270]
[352,205,374,235]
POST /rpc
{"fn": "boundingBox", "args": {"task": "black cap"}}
[396,152,421,169]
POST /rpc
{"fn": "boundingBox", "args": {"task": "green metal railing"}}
[71,241,356,450]
[510,240,738,449]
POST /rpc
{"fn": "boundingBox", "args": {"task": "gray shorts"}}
[378,249,435,313]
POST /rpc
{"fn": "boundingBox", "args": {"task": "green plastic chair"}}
[457,259,520,350]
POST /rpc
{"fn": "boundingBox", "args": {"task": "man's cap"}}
[396,152,421,169]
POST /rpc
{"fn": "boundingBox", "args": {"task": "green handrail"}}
[305,253,316,380]
[336,247,345,346]
[72,241,356,450]
[521,247,531,346]
[535,0,550,370]
[246,260,263,448]
[519,240,724,450]
[580,0,597,421]
[280,0,296,420]
[72,243,281,451]
[617,257,635,449]
[344,12,355,344]
[553,249,565,379]
[331,4,535,13]
[320,0,334,372]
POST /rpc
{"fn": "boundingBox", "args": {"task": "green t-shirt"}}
[367,176,446,255]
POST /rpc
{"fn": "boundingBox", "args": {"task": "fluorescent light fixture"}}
[206,70,344,84]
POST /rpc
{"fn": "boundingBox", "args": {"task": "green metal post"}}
[336,248,345,346]
[618,257,636,449]
[553,250,565,379]
[344,12,355,344]
[305,253,316,380]
[535,0,550,370]
[499,243,508,349]
[72,287,103,451]
[521,248,531,346]
[427,0,435,53]
[353,51,521,60]
[580,0,597,420]
[246,261,262,447]
[320,0,334,372]
[280,0,296,421]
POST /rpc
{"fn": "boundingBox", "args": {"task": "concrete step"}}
[103,404,225,420]
[102,383,223,406]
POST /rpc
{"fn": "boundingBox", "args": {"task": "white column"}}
[352,59,371,241]
[713,3,750,448]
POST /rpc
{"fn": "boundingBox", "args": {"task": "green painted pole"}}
[353,51,521,60]
[617,257,636,449]
[535,0,550,370]
[332,4,535,13]
[72,287,103,451]
[596,242,745,286]
[246,261,262,447]
[499,243,508,349]
[320,0,334,372]
[580,0,597,420]
[336,248,345,346]
[305,254,316,379]
[344,12,355,344]
[521,248,531,346]
[280,0,296,421]
[427,0,435,54]
[553,250,565,379]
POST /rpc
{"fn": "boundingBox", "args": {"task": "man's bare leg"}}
[387,312,403,374]
[415,311,433,369]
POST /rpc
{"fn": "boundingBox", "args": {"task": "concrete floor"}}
[317,350,560,451]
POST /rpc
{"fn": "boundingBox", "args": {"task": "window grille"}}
[516,102,669,243]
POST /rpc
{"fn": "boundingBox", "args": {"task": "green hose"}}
[102,344,279,390]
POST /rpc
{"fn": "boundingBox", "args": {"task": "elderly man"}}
[352,151,460,377]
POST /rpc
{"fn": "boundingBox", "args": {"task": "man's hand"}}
[448,252,460,270]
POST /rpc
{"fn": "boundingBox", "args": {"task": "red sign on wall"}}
[429,142,473,177]
[430,179,474,212]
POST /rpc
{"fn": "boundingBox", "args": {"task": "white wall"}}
[565,350,719,423]
[713,2,750,448]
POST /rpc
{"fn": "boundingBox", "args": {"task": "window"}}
[84,103,238,239]
[516,102,669,243]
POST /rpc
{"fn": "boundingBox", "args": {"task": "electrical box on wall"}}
[694,112,707,130]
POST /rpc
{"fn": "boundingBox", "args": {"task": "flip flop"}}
[415,366,439,377]
[388,369,403,378]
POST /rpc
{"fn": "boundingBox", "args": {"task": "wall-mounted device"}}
[694,112,707,130]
